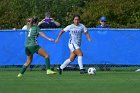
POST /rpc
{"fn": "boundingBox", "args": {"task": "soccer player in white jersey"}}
[55,14,91,74]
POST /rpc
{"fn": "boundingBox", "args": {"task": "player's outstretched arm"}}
[55,30,65,43]
[39,32,54,42]
[85,32,92,42]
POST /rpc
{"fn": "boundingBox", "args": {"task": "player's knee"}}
[44,54,49,58]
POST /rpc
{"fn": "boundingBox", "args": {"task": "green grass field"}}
[0,71,140,93]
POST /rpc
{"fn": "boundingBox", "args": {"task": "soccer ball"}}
[88,67,96,75]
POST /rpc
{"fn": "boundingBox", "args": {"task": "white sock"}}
[78,56,83,69]
[60,59,71,69]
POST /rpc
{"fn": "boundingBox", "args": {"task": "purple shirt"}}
[44,18,51,22]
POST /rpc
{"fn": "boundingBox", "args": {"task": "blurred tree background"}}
[0,0,139,29]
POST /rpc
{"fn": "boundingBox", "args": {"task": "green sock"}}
[45,58,50,70]
[20,65,28,74]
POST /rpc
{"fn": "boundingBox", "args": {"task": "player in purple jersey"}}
[55,15,92,74]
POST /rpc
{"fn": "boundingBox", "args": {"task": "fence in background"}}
[0,28,140,67]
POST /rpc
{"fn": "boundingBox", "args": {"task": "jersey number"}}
[28,29,32,37]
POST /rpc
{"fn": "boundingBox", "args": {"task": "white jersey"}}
[22,25,28,30]
[63,23,87,46]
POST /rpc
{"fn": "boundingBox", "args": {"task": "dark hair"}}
[27,16,39,29]
[72,14,80,20]
[31,16,39,24]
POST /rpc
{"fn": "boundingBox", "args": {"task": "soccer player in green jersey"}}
[17,16,56,77]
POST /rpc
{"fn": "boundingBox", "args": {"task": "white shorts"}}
[68,43,80,52]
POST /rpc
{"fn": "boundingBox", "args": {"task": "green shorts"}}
[25,45,41,56]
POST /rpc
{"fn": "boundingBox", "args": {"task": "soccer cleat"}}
[80,69,86,74]
[58,67,62,75]
[46,69,57,75]
[17,73,23,77]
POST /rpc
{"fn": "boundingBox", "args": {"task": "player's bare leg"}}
[17,55,33,77]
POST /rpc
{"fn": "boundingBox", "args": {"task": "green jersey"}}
[26,25,41,46]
